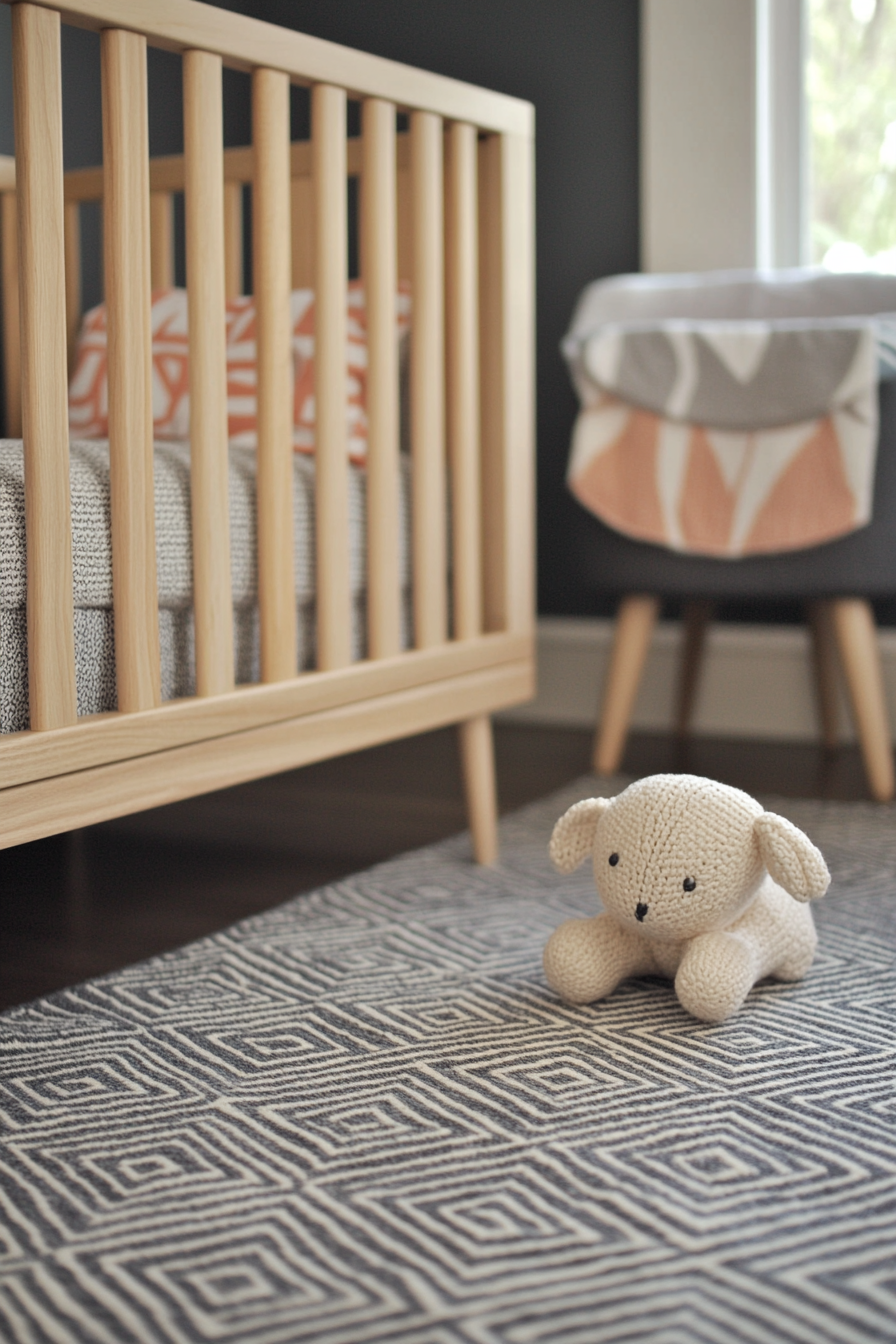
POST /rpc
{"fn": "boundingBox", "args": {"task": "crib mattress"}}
[0,441,412,732]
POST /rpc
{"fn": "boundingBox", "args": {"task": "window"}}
[809,0,896,271]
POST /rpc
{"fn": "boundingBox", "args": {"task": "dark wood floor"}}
[0,722,871,1011]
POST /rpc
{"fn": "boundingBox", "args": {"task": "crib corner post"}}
[478,126,535,642]
[12,1,77,730]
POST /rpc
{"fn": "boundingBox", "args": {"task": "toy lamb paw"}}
[544,774,830,1023]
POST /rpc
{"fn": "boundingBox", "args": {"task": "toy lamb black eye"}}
[609,852,619,866]
[683,876,696,892]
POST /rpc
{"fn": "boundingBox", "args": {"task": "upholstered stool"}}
[563,269,896,803]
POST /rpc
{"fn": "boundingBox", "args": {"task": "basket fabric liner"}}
[562,269,896,558]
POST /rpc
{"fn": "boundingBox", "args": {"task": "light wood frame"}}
[594,596,894,804]
[0,0,536,861]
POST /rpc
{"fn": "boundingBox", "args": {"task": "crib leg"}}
[807,600,841,750]
[458,714,498,865]
[830,598,895,802]
[676,599,713,738]
[594,594,660,775]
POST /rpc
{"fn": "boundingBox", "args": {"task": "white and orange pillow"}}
[68,280,411,464]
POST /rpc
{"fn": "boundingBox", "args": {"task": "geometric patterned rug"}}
[1,776,895,1343]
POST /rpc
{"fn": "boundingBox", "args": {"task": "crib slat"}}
[410,110,447,649]
[290,176,313,290]
[397,160,412,286]
[12,4,77,729]
[149,191,174,291]
[223,180,242,299]
[362,98,401,660]
[445,121,482,642]
[478,131,534,636]
[477,135,501,632]
[101,27,161,712]
[313,83,351,671]
[63,200,81,376]
[253,67,296,682]
[184,49,234,697]
[1,191,21,437]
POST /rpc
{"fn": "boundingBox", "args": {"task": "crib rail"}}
[0,0,534,850]
[2,137,415,361]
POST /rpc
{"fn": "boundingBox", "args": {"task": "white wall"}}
[641,0,806,273]
[759,0,807,268]
[641,0,757,272]
[502,618,896,744]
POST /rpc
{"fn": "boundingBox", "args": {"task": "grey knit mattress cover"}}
[0,441,412,732]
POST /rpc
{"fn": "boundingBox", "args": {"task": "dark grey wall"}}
[0,2,641,618]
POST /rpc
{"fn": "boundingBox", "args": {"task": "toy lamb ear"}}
[549,798,611,874]
[754,812,831,902]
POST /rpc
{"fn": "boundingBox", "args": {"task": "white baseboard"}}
[500,616,896,743]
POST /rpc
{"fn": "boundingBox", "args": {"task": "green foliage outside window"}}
[810,0,896,269]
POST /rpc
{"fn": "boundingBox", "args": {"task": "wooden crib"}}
[0,0,535,861]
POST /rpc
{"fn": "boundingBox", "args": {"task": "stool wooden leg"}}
[594,594,660,776]
[458,714,499,865]
[807,600,841,750]
[830,598,894,802]
[676,599,713,738]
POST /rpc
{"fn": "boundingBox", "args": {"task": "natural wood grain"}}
[397,159,411,285]
[101,26,160,713]
[0,658,534,850]
[501,132,535,636]
[223,179,243,298]
[0,155,15,191]
[0,2,536,868]
[809,600,842,751]
[63,135,411,201]
[39,0,534,137]
[830,598,895,802]
[594,595,660,775]
[410,109,447,649]
[675,599,713,737]
[12,3,77,730]
[808,600,841,751]
[313,82,352,670]
[0,631,530,790]
[362,97,401,660]
[63,199,81,373]
[478,133,502,633]
[1,190,21,437]
[149,189,174,290]
[62,163,104,202]
[446,123,498,861]
[290,174,313,289]
[253,66,296,681]
[478,131,535,637]
[445,120,481,643]
[184,49,233,697]
[458,713,498,864]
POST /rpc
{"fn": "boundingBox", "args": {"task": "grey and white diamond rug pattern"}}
[1,777,895,1343]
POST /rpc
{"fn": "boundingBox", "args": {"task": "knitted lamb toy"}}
[544,774,830,1023]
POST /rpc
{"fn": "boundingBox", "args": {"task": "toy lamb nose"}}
[544,773,830,1024]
